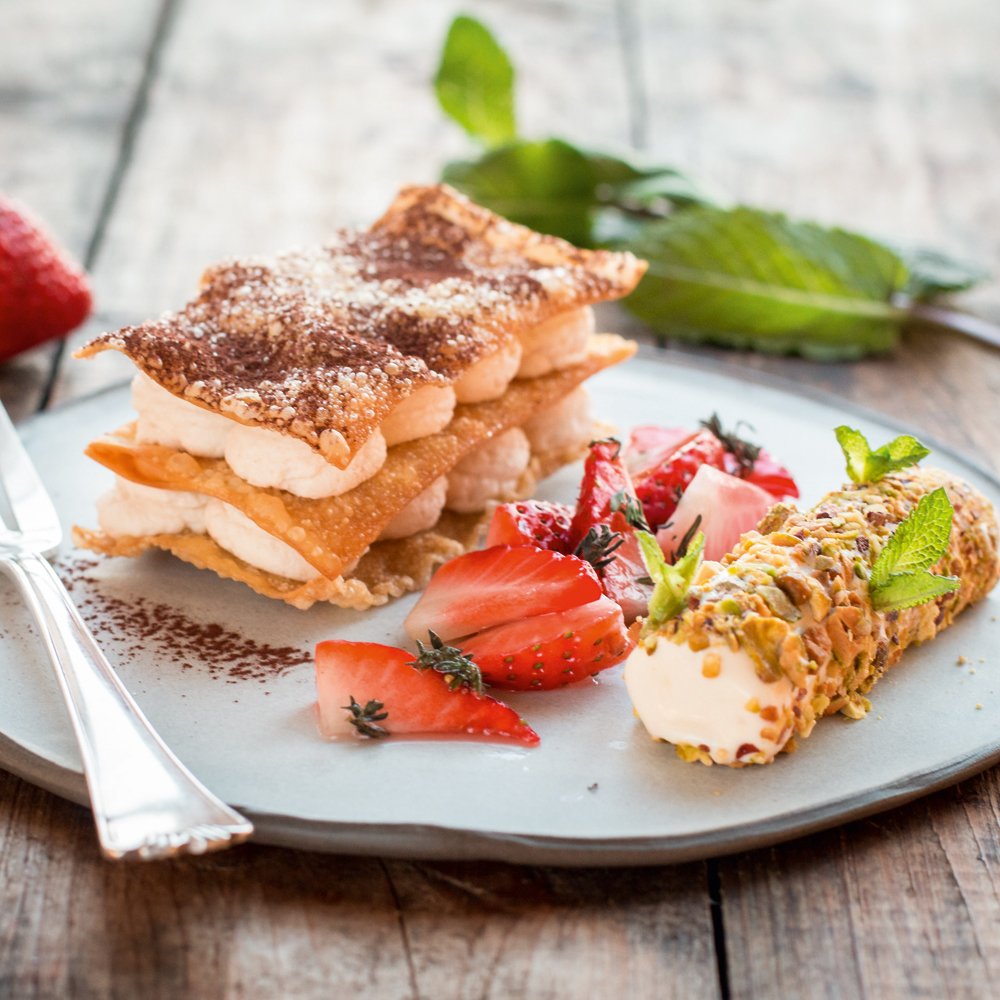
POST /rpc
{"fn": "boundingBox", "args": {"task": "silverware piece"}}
[0,401,253,859]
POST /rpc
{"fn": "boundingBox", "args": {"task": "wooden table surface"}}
[4,1,1000,996]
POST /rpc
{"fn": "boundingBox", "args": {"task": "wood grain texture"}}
[384,858,720,1000]
[638,0,1000,318]
[0,768,416,1000]
[0,0,164,421]
[719,777,1000,1000]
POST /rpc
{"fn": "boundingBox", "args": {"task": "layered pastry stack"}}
[73,185,644,609]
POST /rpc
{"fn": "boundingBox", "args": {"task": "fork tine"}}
[0,401,61,543]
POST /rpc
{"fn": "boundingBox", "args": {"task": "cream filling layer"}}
[444,427,531,513]
[623,637,812,765]
[518,307,594,378]
[520,386,591,454]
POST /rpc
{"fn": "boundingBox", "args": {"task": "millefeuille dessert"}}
[72,185,645,609]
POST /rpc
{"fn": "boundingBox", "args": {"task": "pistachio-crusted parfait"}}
[623,428,1000,766]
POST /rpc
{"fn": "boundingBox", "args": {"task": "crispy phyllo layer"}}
[638,466,999,765]
[77,335,633,582]
[74,185,645,469]
[73,510,486,612]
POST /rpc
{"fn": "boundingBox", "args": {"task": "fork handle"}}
[3,552,253,859]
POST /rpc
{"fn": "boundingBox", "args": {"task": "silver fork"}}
[0,401,253,859]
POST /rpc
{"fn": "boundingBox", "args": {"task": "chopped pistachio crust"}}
[645,466,999,765]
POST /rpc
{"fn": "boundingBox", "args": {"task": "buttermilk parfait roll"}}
[624,427,1000,767]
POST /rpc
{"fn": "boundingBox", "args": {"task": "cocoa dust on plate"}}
[58,558,312,683]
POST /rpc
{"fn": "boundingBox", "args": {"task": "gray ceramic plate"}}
[2,348,999,865]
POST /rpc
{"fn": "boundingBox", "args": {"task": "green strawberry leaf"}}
[869,570,961,613]
[621,206,911,360]
[869,487,960,611]
[434,16,516,148]
[835,426,930,484]
[637,529,704,635]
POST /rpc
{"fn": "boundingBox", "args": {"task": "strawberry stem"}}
[344,696,389,738]
[410,630,484,694]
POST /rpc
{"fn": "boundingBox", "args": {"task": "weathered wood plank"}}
[0,769,416,1000]
[50,0,632,407]
[720,786,1000,1000]
[638,0,1000,311]
[384,858,721,999]
[0,0,165,420]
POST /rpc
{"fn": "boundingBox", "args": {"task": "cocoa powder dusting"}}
[58,559,311,682]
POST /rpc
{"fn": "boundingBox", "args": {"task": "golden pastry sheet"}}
[73,510,486,611]
[74,185,646,468]
[78,334,635,581]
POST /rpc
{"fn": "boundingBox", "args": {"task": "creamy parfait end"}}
[624,428,1000,767]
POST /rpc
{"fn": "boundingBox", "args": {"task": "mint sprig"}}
[869,487,960,612]
[836,426,931,484]
[636,529,704,636]
[432,15,991,360]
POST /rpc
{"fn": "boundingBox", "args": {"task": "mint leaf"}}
[622,206,910,360]
[870,487,954,587]
[869,487,960,611]
[869,571,961,613]
[637,529,704,634]
[835,426,930,483]
[442,139,596,246]
[435,16,516,148]
[891,244,991,301]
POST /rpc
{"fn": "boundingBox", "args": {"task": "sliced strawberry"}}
[404,545,602,642]
[315,640,539,745]
[485,499,573,551]
[567,437,652,624]
[632,430,727,531]
[723,449,800,500]
[460,596,632,690]
[0,194,92,362]
[656,464,773,562]
[624,425,699,479]
[567,438,633,551]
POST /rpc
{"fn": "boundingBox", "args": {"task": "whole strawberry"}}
[0,194,92,363]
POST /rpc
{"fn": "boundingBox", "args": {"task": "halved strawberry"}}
[315,639,539,745]
[485,499,573,551]
[460,595,632,690]
[404,545,602,642]
[624,425,699,479]
[632,430,727,531]
[568,438,653,624]
[656,464,773,562]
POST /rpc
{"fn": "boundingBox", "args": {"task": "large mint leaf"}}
[434,16,516,148]
[622,206,911,360]
[442,139,597,246]
[869,487,960,612]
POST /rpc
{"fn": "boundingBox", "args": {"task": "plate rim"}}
[5,346,1000,865]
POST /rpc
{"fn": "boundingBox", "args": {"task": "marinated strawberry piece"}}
[460,595,632,690]
[657,464,773,562]
[632,430,727,530]
[624,425,699,479]
[485,499,573,551]
[0,194,92,363]
[723,450,799,500]
[404,545,602,642]
[568,438,653,624]
[315,639,539,745]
